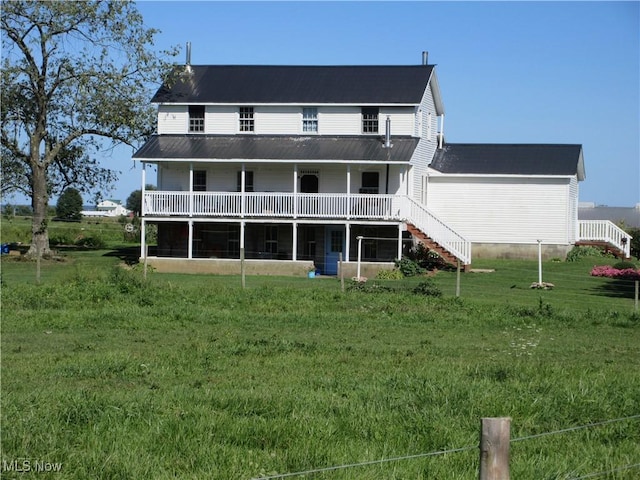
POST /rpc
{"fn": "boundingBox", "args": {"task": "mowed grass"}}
[1,248,639,479]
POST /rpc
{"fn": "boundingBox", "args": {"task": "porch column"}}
[346,165,351,220]
[293,164,298,219]
[240,220,246,259]
[141,163,146,217]
[189,163,194,217]
[345,223,351,263]
[141,219,146,260]
[397,224,403,260]
[187,220,193,259]
[292,222,298,261]
[241,164,246,218]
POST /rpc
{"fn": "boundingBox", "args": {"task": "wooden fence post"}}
[479,417,510,480]
[635,280,638,313]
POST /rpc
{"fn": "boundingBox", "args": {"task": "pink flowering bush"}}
[591,265,640,280]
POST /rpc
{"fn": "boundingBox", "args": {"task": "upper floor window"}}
[236,171,254,192]
[303,107,318,133]
[360,172,379,194]
[189,106,205,133]
[239,107,254,132]
[193,170,207,191]
[362,107,379,134]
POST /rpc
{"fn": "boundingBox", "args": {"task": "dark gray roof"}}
[430,143,585,178]
[133,135,419,163]
[152,65,434,104]
[579,205,640,228]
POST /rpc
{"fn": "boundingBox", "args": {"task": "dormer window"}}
[362,107,379,134]
[188,105,204,132]
[239,107,254,132]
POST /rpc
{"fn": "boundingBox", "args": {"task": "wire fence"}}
[251,414,640,480]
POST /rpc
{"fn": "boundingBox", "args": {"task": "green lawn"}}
[1,247,639,479]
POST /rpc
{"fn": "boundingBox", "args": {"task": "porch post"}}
[241,164,246,218]
[293,164,298,219]
[345,223,351,263]
[346,165,351,220]
[189,163,194,217]
[292,222,298,261]
[397,224,403,260]
[141,219,146,261]
[240,220,246,259]
[187,220,194,259]
[141,163,146,217]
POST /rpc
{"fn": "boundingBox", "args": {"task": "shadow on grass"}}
[102,246,141,266]
[590,278,638,299]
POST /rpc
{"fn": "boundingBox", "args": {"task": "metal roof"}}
[152,65,435,104]
[133,135,419,163]
[430,143,585,179]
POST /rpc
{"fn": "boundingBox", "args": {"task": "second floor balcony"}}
[143,191,406,221]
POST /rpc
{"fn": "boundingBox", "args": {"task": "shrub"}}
[74,235,105,249]
[376,268,404,280]
[395,257,426,277]
[612,261,637,270]
[412,279,442,297]
[566,246,606,262]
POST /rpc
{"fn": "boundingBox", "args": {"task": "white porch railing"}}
[405,197,472,265]
[578,220,632,258]
[143,191,403,220]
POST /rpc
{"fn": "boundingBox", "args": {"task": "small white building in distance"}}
[82,200,131,217]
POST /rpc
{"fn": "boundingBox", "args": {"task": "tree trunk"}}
[27,161,52,258]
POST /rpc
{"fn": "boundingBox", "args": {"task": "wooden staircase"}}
[577,220,632,259]
[406,223,470,271]
[574,240,628,259]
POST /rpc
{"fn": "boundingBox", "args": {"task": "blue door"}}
[324,227,345,275]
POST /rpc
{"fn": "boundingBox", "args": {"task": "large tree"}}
[1,1,176,257]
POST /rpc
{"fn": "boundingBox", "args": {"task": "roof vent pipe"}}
[422,51,428,65]
[384,116,393,149]
[186,42,192,65]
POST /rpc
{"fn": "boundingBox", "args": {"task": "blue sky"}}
[18,1,640,207]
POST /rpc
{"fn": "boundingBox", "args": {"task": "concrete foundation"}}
[145,257,315,276]
[471,243,573,261]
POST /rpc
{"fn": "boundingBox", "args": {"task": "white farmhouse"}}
[132,53,630,276]
[82,200,131,218]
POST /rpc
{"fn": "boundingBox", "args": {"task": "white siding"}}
[410,85,439,202]
[379,108,415,136]
[567,176,579,243]
[426,176,573,244]
[208,106,237,134]
[255,106,301,134]
[157,105,187,134]
[318,107,361,135]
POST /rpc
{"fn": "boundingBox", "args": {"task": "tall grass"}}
[1,251,639,479]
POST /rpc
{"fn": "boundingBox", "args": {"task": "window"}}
[362,107,379,134]
[265,226,278,254]
[193,170,207,191]
[239,107,254,132]
[360,172,379,194]
[302,107,318,133]
[189,106,204,132]
[236,171,254,192]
